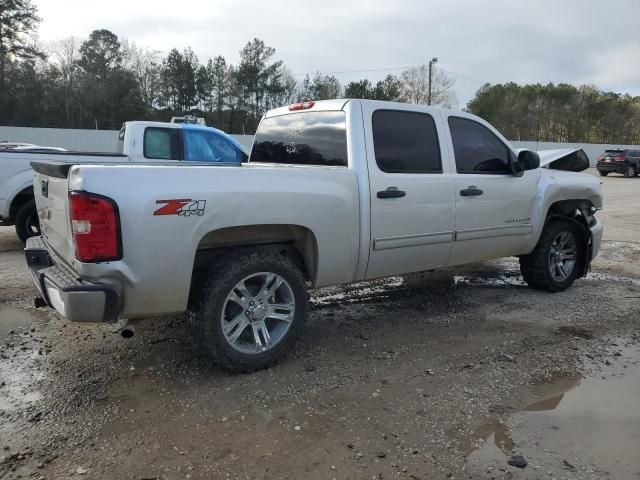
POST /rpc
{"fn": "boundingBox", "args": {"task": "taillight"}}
[289,101,315,111]
[69,191,121,262]
[614,155,625,161]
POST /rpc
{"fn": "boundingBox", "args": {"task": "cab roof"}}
[263,98,453,119]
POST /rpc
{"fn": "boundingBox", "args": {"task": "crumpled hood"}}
[517,148,591,172]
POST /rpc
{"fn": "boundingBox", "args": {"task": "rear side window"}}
[144,127,180,160]
[184,129,246,163]
[250,111,348,167]
[372,110,442,173]
[449,117,511,174]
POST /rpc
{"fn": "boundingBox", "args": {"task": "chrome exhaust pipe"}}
[118,318,142,339]
[120,326,135,338]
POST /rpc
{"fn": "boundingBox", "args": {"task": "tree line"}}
[467,83,640,145]
[0,1,455,133]
[2,0,639,143]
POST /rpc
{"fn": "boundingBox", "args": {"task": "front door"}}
[445,115,539,266]
[364,107,456,279]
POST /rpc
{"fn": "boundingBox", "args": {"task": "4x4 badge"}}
[154,199,206,217]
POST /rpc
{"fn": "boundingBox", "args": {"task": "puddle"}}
[452,260,640,288]
[602,240,640,253]
[454,273,527,288]
[0,303,40,341]
[311,276,405,307]
[467,340,640,478]
[310,262,640,309]
[584,271,640,287]
[0,303,45,413]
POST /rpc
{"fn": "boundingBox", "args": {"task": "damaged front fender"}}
[519,148,591,172]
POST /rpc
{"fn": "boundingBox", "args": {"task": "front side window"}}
[372,110,442,173]
[250,111,348,167]
[449,117,512,174]
[184,129,246,163]
[144,127,180,160]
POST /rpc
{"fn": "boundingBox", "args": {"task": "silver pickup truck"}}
[25,99,603,371]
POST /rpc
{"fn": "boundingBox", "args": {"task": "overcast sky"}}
[34,0,640,107]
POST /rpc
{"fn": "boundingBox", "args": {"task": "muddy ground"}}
[1,171,639,480]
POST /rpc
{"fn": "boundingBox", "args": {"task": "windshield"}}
[183,128,247,163]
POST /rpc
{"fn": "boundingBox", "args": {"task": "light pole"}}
[428,57,438,106]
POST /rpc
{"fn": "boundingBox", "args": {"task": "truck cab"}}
[117,121,248,163]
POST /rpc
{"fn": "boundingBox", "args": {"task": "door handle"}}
[377,187,406,199]
[460,186,483,196]
[41,179,49,198]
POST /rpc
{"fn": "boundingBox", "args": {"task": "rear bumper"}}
[596,162,625,173]
[24,236,119,323]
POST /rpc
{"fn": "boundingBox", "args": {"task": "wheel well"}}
[9,187,34,222]
[546,199,594,229]
[545,200,595,278]
[191,224,318,290]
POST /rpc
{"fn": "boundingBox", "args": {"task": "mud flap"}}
[581,234,594,278]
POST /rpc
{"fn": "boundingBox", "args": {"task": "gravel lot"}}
[1,170,639,479]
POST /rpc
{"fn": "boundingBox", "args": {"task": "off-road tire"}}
[624,165,636,178]
[14,199,40,243]
[187,251,308,372]
[598,170,608,177]
[519,219,585,292]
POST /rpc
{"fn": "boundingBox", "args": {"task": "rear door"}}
[363,106,456,279]
[444,114,540,265]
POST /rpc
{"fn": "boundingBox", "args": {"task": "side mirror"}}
[513,150,540,175]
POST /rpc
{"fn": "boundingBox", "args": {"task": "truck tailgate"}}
[32,162,76,264]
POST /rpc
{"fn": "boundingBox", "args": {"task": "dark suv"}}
[596,149,640,177]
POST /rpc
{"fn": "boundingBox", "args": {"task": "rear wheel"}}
[624,165,636,178]
[598,170,608,177]
[187,251,308,372]
[520,219,585,292]
[14,199,40,243]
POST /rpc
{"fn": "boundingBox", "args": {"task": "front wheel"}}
[15,199,40,243]
[187,251,309,372]
[520,219,585,292]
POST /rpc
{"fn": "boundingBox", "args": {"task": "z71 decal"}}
[154,199,206,217]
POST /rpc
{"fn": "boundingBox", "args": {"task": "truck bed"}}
[31,160,359,318]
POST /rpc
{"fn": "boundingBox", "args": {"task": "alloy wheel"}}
[548,231,577,282]
[220,272,295,354]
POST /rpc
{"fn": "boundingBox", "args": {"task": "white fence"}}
[1,126,638,166]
